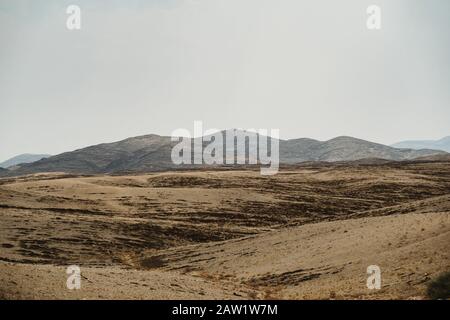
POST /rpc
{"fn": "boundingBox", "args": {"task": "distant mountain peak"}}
[437,136,450,143]
[327,136,364,142]
[0,153,52,169]
[391,136,450,153]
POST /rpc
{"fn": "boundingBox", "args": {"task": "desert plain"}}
[0,160,449,299]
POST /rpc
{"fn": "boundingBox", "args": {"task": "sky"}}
[0,0,449,161]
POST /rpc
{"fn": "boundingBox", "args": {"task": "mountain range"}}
[391,136,450,152]
[0,131,447,177]
[0,153,51,169]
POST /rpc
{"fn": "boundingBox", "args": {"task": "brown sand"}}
[0,161,449,299]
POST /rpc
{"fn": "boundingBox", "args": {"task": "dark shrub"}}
[427,271,450,300]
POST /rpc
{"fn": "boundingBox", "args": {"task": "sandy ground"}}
[0,161,449,299]
[141,211,449,299]
[0,262,251,300]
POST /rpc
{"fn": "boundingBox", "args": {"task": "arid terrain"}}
[0,160,449,299]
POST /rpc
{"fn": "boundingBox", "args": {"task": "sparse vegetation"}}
[426,272,450,300]
[0,162,449,299]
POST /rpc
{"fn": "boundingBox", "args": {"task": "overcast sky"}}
[0,0,449,161]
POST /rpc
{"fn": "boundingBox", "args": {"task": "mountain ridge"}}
[391,136,450,152]
[1,132,446,177]
[0,154,52,169]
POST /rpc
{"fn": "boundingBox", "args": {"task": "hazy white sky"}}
[0,0,449,161]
